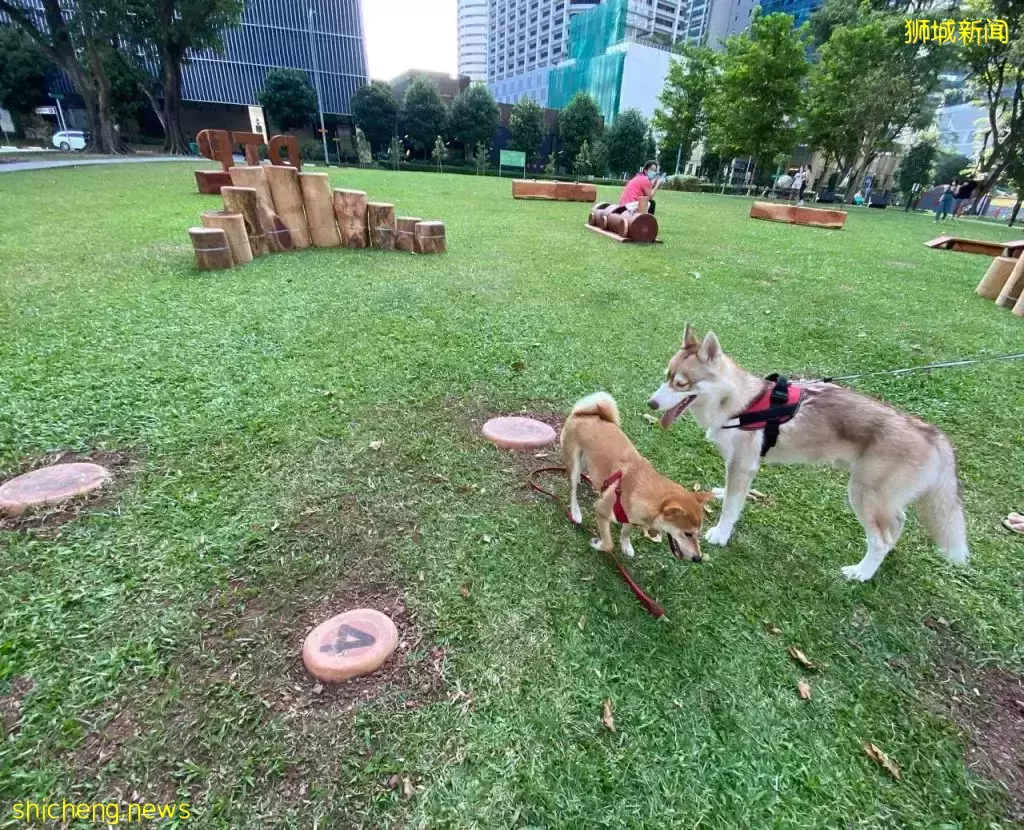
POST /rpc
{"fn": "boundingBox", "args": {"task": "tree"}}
[705,12,809,188]
[0,0,123,152]
[934,151,971,185]
[959,0,1024,198]
[0,26,53,132]
[120,0,243,154]
[605,108,649,175]
[475,142,489,174]
[432,135,447,171]
[804,4,944,197]
[351,81,398,153]
[574,139,593,177]
[509,97,545,162]
[590,138,609,178]
[260,69,318,132]
[645,129,657,164]
[559,92,602,165]
[401,75,447,157]
[1005,157,1024,226]
[654,45,718,175]
[355,128,372,165]
[104,49,152,138]
[895,141,936,202]
[447,83,499,156]
[389,135,403,170]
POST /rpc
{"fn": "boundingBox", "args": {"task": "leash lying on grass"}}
[820,350,1024,383]
[528,466,666,618]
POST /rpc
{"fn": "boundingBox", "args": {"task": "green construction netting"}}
[547,0,628,122]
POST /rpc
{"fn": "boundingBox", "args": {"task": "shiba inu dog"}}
[647,324,969,581]
[560,392,713,561]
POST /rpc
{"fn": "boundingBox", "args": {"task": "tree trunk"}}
[1009,199,1022,228]
[89,45,125,153]
[160,49,191,155]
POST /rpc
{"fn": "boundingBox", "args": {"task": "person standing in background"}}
[935,180,957,221]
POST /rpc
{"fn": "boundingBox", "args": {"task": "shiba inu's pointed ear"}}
[695,490,715,506]
[682,322,699,350]
[698,331,721,363]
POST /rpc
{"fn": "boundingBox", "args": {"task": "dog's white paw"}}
[711,487,726,500]
[570,505,583,525]
[589,537,610,552]
[620,541,635,558]
[704,525,731,546]
[840,563,873,582]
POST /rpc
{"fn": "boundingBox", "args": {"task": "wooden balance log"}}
[996,257,1024,309]
[332,189,368,248]
[512,179,555,200]
[298,172,341,248]
[264,164,310,249]
[367,202,397,250]
[396,216,423,252]
[413,221,446,254]
[200,210,252,265]
[220,186,267,257]
[976,256,1017,300]
[188,227,233,270]
[750,201,847,229]
[605,208,659,243]
[589,202,613,228]
[576,183,598,202]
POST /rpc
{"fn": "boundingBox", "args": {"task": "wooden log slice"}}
[396,216,423,252]
[627,213,659,243]
[976,256,1017,299]
[367,202,397,250]
[590,202,611,226]
[333,189,368,249]
[298,172,341,248]
[264,164,310,249]
[201,210,253,265]
[188,227,233,270]
[413,221,446,254]
[221,186,267,256]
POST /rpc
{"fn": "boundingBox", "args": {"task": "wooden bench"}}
[924,235,1024,257]
[749,201,847,229]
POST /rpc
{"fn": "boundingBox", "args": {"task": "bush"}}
[661,175,702,192]
[300,139,325,162]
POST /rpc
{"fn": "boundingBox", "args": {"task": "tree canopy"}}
[0,26,54,122]
[509,97,545,162]
[259,69,318,132]
[559,92,602,166]
[401,76,448,156]
[606,108,650,175]
[351,81,398,153]
[447,84,500,154]
[652,44,717,174]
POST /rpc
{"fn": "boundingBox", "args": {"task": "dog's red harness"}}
[723,374,803,457]
[600,470,630,523]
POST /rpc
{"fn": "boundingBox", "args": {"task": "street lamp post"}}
[307,5,330,164]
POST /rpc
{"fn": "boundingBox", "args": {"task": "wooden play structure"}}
[513,179,597,202]
[925,235,1024,258]
[585,201,661,244]
[749,201,847,230]
[974,251,1024,318]
[186,164,446,270]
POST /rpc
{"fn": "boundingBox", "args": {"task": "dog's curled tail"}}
[916,438,969,566]
[570,391,620,426]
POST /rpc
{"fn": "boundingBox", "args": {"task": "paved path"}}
[0,155,202,173]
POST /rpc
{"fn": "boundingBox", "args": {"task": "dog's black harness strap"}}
[722,374,803,458]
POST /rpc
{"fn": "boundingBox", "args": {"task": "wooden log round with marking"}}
[367,202,397,250]
[976,256,1016,299]
[221,186,267,256]
[626,212,659,243]
[996,257,1024,308]
[332,189,368,249]
[201,210,253,265]
[590,202,611,226]
[396,216,423,252]
[604,206,631,237]
[298,172,341,248]
[264,164,310,249]
[596,203,620,229]
[413,221,446,254]
[188,227,233,270]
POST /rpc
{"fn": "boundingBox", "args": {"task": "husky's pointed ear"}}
[698,331,721,363]
[682,322,699,350]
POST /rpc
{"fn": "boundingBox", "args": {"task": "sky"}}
[362,0,458,81]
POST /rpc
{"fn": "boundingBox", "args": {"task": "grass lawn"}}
[1,163,1023,828]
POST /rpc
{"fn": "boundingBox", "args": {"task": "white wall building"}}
[704,0,758,47]
[935,102,987,160]
[457,0,489,81]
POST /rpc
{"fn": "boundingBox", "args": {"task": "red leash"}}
[528,467,666,618]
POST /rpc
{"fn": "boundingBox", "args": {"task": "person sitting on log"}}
[619,160,662,215]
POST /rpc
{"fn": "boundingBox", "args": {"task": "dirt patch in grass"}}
[930,655,1024,821]
[1,676,33,735]
[70,708,143,776]
[0,449,137,536]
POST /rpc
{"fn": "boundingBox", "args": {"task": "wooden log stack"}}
[298,172,341,248]
[200,211,252,264]
[368,202,397,250]
[333,189,368,248]
[221,186,267,256]
[396,216,422,252]
[265,164,310,249]
[189,227,233,270]
[414,221,446,254]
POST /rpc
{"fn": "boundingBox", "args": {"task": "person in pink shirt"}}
[619,160,662,214]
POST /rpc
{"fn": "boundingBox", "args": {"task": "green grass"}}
[1,163,1023,828]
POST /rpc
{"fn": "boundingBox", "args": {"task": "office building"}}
[547,0,675,125]
[758,0,822,28]
[935,102,986,159]
[182,0,369,116]
[704,0,758,46]
[390,70,471,105]
[458,0,489,81]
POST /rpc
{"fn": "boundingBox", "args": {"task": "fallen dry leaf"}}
[369,440,383,451]
[482,534,493,543]
[787,645,817,671]
[578,615,587,632]
[386,774,400,790]
[402,776,415,799]
[601,699,616,732]
[863,742,901,780]
[534,451,550,459]
[459,582,472,599]
[797,679,812,700]
[641,413,660,425]
[673,699,685,709]
[765,622,782,636]
[748,489,768,501]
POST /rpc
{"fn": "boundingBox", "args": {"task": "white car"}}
[52,130,87,151]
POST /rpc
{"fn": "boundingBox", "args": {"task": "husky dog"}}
[646,324,969,581]
[561,392,712,562]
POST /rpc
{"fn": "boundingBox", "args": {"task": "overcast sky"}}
[362,0,458,81]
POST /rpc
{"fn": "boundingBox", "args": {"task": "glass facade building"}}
[182,0,369,116]
[759,0,822,28]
